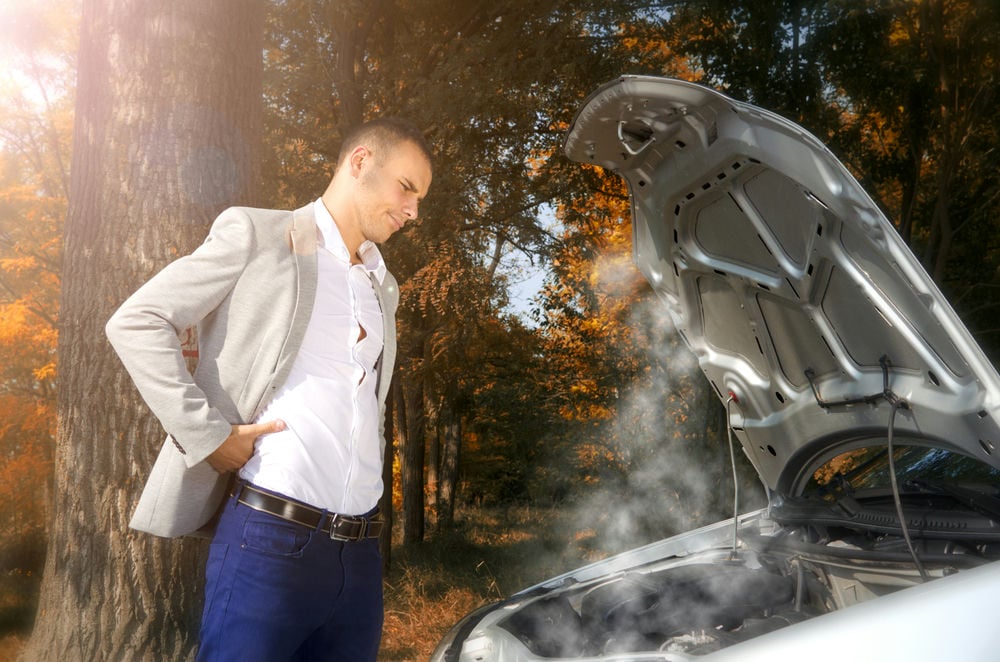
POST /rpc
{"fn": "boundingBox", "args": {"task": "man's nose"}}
[403,197,419,219]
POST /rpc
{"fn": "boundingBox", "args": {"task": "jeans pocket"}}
[241,514,312,558]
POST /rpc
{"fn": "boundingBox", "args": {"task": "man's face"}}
[354,140,433,244]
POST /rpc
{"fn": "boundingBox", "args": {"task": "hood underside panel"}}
[564,76,1000,490]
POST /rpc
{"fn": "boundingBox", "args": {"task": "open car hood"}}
[564,76,1000,494]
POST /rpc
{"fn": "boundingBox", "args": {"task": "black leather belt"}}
[234,484,383,542]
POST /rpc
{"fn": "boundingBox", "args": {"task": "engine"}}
[496,527,990,659]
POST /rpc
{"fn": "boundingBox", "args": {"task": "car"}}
[430,75,1000,661]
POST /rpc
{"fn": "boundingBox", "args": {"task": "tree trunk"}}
[437,402,461,529]
[426,396,440,520]
[378,380,396,570]
[25,1,263,659]
[400,369,425,543]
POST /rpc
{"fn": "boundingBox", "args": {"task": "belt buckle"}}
[328,514,365,542]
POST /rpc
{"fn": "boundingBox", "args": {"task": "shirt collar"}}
[313,198,387,284]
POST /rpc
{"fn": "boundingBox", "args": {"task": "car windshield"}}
[804,445,1000,500]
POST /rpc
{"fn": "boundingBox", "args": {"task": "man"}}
[106,117,433,660]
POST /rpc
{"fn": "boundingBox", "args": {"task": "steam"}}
[497,283,774,657]
[556,261,764,560]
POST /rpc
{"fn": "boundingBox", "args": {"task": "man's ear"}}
[349,145,370,177]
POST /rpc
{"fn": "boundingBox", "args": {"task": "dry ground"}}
[0,504,616,661]
[379,504,609,660]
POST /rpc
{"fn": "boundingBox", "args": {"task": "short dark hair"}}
[337,117,433,170]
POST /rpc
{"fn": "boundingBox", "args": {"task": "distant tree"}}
[260,0,656,540]
[25,0,264,658]
[0,0,74,628]
[656,0,834,122]
[534,172,652,488]
[811,0,1000,356]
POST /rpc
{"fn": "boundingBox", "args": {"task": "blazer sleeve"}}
[105,208,257,467]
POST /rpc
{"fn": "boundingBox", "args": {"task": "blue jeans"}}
[196,488,383,661]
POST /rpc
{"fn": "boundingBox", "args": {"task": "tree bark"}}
[25,1,263,659]
[378,381,396,570]
[426,396,440,518]
[436,401,461,529]
[401,368,425,543]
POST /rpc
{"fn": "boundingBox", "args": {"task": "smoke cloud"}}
[552,260,766,562]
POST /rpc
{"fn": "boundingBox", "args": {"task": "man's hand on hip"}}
[207,419,286,473]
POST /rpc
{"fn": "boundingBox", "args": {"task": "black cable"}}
[804,356,929,581]
[886,398,930,582]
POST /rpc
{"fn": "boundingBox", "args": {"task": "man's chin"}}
[379,226,403,243]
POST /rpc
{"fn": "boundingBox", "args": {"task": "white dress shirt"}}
[239,199,386,515]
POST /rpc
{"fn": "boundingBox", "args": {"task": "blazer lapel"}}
[255,205,318,419]
[372,273,398,405]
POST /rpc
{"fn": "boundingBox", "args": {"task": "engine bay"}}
[497,522,998,658]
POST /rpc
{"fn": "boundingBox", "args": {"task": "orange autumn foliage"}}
[0,0,72,574]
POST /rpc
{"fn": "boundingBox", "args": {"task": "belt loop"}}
[314,508,328,534]
[231,479,246,503]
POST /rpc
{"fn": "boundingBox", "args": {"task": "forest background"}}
[1,0,998,660]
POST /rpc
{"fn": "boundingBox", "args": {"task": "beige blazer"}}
[106,204,398,537]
